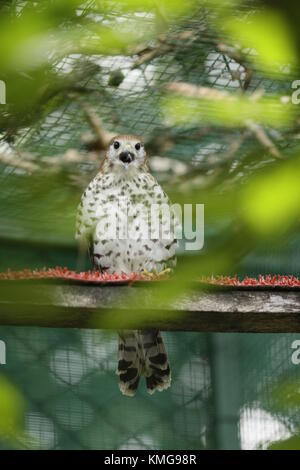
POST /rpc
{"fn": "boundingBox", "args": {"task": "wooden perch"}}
[0,283,299,332]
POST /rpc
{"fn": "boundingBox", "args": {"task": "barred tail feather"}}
[117,329,171,397]
[140,329,171,395]
[117,331,143,397]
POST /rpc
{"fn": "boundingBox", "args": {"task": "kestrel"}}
[76,135,178,396]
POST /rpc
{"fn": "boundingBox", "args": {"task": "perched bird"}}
[76,135,178,396]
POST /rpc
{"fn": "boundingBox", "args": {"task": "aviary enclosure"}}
[0,0,299,451]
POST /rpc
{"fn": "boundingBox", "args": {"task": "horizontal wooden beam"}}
[0,282,299,332]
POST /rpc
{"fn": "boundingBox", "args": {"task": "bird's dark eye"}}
[135,143,141,151]
[113,141,120,149]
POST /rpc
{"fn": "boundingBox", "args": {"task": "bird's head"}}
[104,134,147,176]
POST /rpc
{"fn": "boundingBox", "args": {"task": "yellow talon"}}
[142,267,171,279]
[156,268,171,278]
[142,268,154,278]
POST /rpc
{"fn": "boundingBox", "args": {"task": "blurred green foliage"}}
[163,93,295,127]
[223,10,297,75]
[268,435,300,450]
[0,0,300,450]
[0,375,26,446]
[242,155,300,237]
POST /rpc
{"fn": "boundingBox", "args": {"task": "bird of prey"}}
[76,135,178,396]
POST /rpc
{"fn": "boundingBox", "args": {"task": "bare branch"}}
[79,104,115,150]
[165,82,282,161]
[245,120,282,160]
[0,152,39,173]
[132,31,196,69]
[217,43,252,90]
[165,82,232,100]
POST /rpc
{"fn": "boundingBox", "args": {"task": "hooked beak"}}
[119,151,134,164]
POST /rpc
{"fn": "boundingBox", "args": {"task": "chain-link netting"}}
[0,328,299,450]
[1,1,297,246]
[0,0,300,450]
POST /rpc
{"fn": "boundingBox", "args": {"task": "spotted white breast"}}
[76,170,178,274]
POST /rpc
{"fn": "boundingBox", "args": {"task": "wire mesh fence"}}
[0,328,299,450]
[0,0,300,451]
[1,1,297,246]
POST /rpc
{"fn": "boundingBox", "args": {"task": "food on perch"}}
[0,268,299,288]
